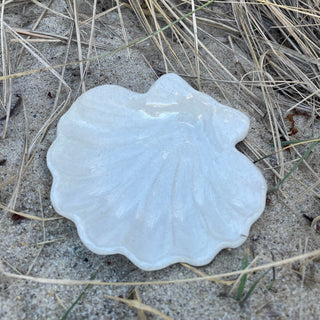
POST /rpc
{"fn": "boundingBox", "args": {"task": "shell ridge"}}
[128,154,170,222]
[141,157,172,227]
[105,151,163,217]
[194,147,245,239]
[172,156,195,219]
[169,159,180,252]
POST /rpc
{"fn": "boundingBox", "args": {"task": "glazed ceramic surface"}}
[47,73,267,271]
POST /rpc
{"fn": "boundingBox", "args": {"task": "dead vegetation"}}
[0,0,320,319]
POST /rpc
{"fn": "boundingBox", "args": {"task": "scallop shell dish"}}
[47,73,267,271]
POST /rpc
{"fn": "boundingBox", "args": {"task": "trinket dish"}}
[47,73,267,271]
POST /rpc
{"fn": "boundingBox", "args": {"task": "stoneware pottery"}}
[47,73,267,271]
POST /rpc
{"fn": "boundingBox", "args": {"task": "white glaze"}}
[47,73,267,271]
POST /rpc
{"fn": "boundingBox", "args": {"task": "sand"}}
[1,1,320,319]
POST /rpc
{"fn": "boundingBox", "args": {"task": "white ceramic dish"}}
[47,73,267,271]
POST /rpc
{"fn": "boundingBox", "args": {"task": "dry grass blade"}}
[0,202,61,221]
[233,0,320,200]
[72,0,85,92]
[116,0,130,58]
[0,0,215,82]
[30,0,71,20]
[190,0,200,89]
[12,27,107,47]
[83,0,97,77]
[4,22,69,88]
[26,189,45,275]
[108,295,173,320]
[1,249,320,287]
[14,27,61,43]
[80,3,123,26]
[127,288,147,320]
[4,99,29,213]
[233,0,320,119]
[232,2,284,177]
[13,19,73,157]
[180,263,235,285]
[128,0,265,113]
[0,0,29,8]
[127,0,178,73]
[0,0,12,138]
[15,0,54,66]
[145,0,169,72]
